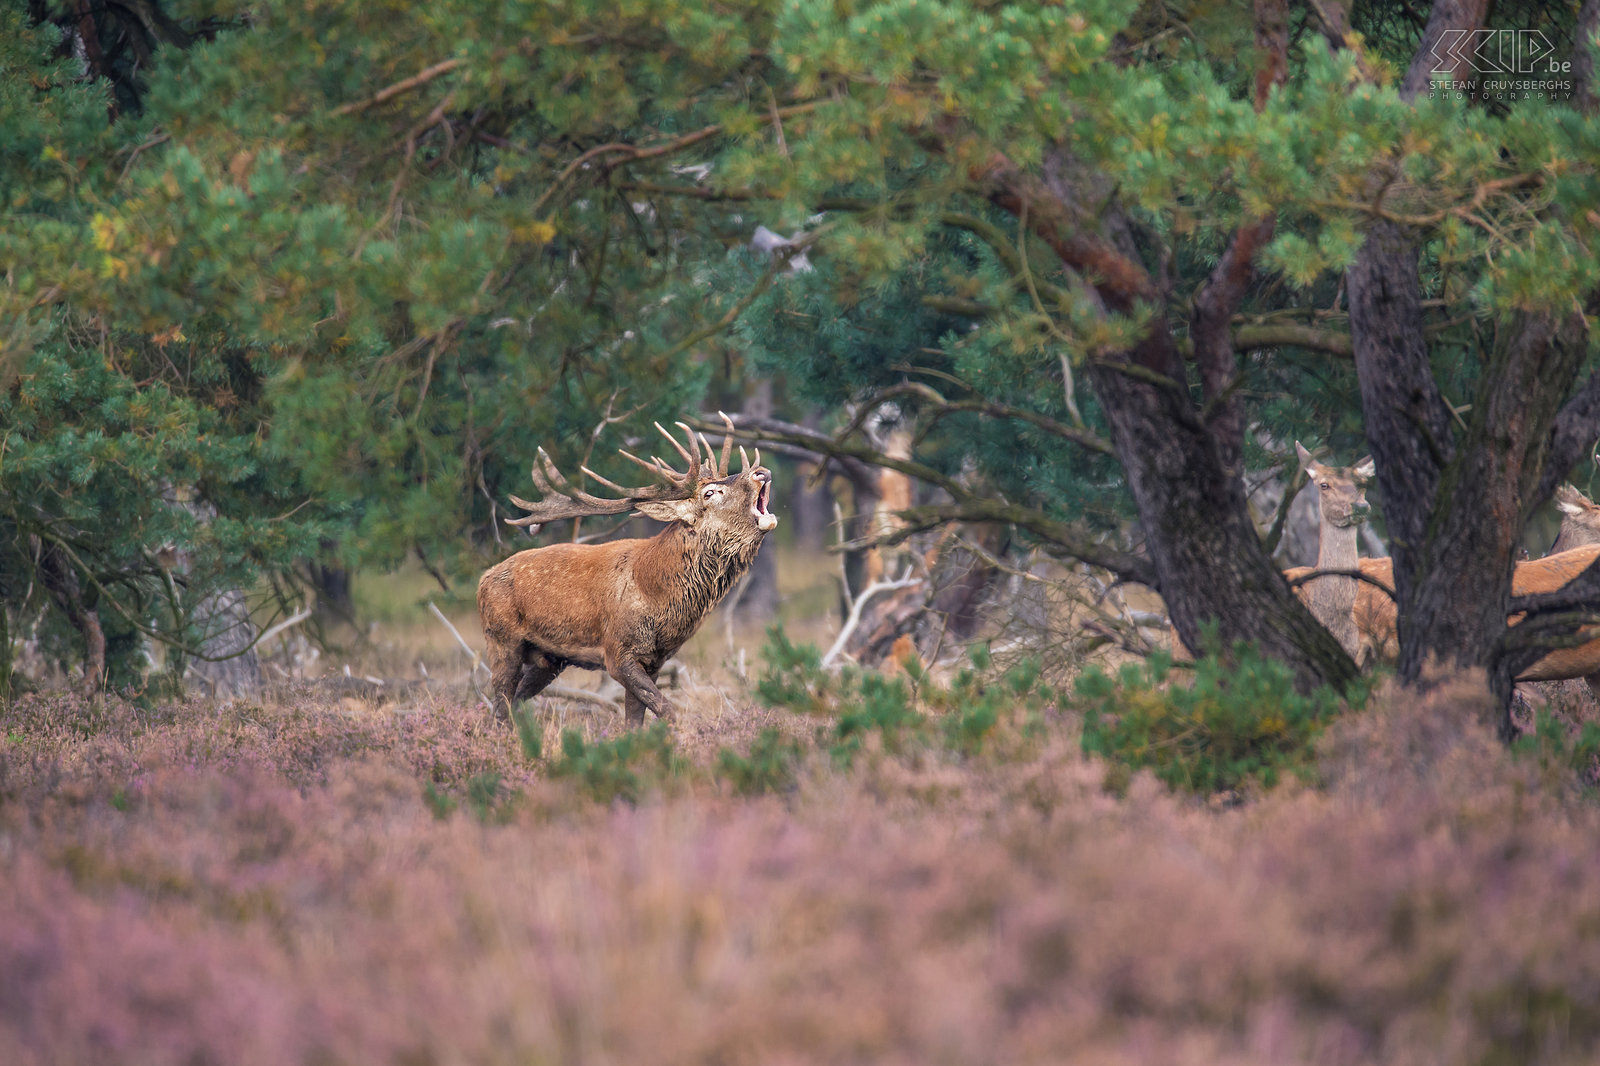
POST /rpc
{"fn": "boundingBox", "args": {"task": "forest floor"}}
[5,661,1600,1063]
[5,554,1600,1064]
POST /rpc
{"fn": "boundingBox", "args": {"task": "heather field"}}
[4,669,1600,1066]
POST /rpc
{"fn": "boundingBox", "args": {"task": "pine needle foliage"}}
[1078,638,1362,797]
[6,0,1600,690]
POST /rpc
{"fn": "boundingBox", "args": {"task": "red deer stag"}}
[478,415,777,725]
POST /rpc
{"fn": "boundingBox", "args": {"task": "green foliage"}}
[1077,644,1352,796]
[0,332,330,685]
[465,771,511,823]
[551,724,684,806]
[8,0,1600,696]
[512,708,542,763]
[421,781,456,820]
[830,673,922,765]
[422,770,516,823]
[1512,711,1600,789]
[716,728,804,796]
[757,627,1052,766]
[755,625,856,713]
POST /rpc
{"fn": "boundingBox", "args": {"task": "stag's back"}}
[478,539,640,654]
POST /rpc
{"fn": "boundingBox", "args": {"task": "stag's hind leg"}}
[513,650,564,704]
[484,637,523,721]
[486,641,564,721]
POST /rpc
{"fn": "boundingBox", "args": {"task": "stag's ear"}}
[636,499,701,525]
[1295,441,1317,475]
[1352,456,1375,482]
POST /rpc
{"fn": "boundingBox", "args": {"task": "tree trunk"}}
[788,413,835,546]
[1360,310,1588,709]
[169,492,263,700]
[1088,359,1360,692]
[0,602,12,700]
[187,586,263,699]
[1345,218,1456,680]
[308,558,354,621]
[731,541,779,627]
[1339,1,1594,725]
[36,541,106,694]
[968,2,1357,694]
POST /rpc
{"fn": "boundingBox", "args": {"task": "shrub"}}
[716,728,804,796]
[757,627,1054,766]
[512,707,542,762]
[422,781,457,820]
[1512,709,1600,790]
[755,624,855,713]
[550,723,684,805]
[1077,644,1352,796]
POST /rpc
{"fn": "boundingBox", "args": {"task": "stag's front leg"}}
[608,655,673,726]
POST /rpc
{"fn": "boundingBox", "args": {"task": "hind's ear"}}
[1352,456,1375,482]
[636,499,700,525]
[1555,484,1589,516]
[1294,441,1317,475]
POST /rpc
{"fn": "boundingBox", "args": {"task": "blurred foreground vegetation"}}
[4,652,1600,1064]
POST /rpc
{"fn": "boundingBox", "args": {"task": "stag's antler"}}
[505,414,738,529]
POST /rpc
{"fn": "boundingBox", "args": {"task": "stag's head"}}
[1296,441,1373,529]
[506,413,777,545]
[1551,484,1600,554]
[632,442,778,550]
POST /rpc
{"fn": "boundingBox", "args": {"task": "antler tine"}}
[655,421,698,473]
[581,466,630,494]
[753,447,761,468]
[675,421,712,481]
[716,411,737,477]
[617,448,683,487]
[504,492,545,527]
[530,448,574,497]
[739,445,751,473]
[696,432,718,478]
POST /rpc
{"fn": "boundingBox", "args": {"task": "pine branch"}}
[702,413,1152,584]
[332,58,465,117]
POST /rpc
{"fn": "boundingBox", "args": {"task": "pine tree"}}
[6,0,1600,716]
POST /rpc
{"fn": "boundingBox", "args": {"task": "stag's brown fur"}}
[479,427,776,726]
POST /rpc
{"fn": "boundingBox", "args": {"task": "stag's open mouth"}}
[752,477,777,531]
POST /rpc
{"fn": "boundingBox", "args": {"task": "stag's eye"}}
[703,486,721,500]
[1320,482,1329,490]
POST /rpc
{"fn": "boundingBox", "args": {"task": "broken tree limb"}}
[821,569,925,669]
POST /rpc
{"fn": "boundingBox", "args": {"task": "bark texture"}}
[966,0,1358,691]
[1339,0,1600,723]
[187,587,263,699]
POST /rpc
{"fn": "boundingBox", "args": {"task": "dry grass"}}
[3,666,1600,1065]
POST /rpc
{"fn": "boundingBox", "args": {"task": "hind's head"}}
[1296,441,1373,529]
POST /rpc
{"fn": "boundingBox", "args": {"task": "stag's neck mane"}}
[636,521,761,621]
